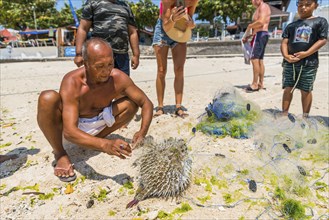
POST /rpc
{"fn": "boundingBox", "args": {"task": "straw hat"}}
[165,14,192,43]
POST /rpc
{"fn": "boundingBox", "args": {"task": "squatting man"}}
[37,38,153,182]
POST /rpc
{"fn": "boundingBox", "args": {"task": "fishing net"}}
[196,87,262,139]
[186,97,328,218]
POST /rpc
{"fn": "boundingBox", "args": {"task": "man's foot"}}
[54,154,76,182]
[258,84,266,90]
[246,86,259,93]
[175,106,189,119]
[154,106,164,117]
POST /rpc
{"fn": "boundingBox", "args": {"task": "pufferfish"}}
[126,138,192,208]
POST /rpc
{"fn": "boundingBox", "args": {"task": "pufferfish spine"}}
[126,138,192,208]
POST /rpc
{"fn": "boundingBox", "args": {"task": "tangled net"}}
[196,87,262,139]
[187,111,328,219]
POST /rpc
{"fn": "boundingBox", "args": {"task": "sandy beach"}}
[1,55,328,219]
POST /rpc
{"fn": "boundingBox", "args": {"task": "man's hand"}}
[74,56,84,67]
[103,139,132,159]
[131,131,145,149]
[131,55,139,70]
[284,54,301,63]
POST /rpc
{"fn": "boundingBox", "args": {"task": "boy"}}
[281,0,328,117]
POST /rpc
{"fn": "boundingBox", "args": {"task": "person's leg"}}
[250,58,260,90]
[258,34,269,89]
[153,45,169,116]
[37,90,75,178]
[96,97,138,138]
[282,87,294,115]
[172,44,188,117]
[259,59,265,89]
[301,90,312,117]
[171,43,187,116]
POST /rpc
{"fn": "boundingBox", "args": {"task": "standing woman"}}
[153,0,198,118]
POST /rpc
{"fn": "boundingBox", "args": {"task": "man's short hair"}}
[82,38,112,61]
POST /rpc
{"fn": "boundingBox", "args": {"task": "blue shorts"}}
[114,53,130,76]
[251,31,269,60]
[152,18,178,48]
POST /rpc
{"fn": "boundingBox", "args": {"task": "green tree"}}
[129,0,159,30]
[0,0,82,29]
[54,3,82,28]
[196,0,254,25]
[0,0,57,29]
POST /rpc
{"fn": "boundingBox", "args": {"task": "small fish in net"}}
[127,138,192,208]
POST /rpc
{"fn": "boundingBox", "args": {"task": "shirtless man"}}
[37,38,153,182]
[242,0,271,92]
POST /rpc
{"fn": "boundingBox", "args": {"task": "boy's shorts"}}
[282,61,318,92]
[251,31,269,60]
[114,53,130,76]
[152,18,178,48]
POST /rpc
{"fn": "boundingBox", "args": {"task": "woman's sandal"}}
[175,106,189,119]
[153,106,164,117]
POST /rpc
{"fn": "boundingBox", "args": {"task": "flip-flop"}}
[54,164,77,182]
[246,86,259,93]
[153,106,164,117]
[175,106,189,119]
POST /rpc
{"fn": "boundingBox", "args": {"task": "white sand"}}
[0,56,328,219]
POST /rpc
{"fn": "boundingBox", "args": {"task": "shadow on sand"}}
[0,147,40,179]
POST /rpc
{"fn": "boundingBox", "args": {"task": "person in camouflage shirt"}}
[74,0,140,76]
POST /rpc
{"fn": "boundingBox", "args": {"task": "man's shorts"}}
[78,105,115,136]
[152,18,178,48]
[114,53,130,76]
[282,61,318,92]
[251,31,269,60]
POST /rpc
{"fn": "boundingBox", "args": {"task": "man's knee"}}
[115,97,138,115]
[126,99,138,115]
[38,90,60,106]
